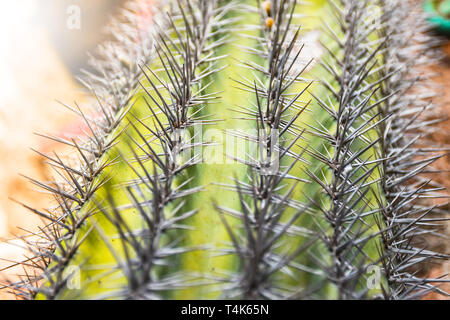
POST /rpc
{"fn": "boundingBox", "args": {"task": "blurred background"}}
[0,0,448,299]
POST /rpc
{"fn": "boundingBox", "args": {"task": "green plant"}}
[1,0,449,300]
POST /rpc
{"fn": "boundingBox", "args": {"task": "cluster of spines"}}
[0,0,165,299]
[216,0,318,299]
[300,0,390,299]
[375,0,450,299]
[93,0,235,299]
[1,0,448,300]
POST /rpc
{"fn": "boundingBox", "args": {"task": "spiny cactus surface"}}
[1,0,449,300]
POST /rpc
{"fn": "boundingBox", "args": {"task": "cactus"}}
[1,0,449,300]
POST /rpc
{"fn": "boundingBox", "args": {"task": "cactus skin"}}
[1,0,449,300]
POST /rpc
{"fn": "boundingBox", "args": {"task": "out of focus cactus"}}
[1,0,449,300]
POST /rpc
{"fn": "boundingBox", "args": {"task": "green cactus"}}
[2,0,449,300]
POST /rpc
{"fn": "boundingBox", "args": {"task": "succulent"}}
[1,0,449,300]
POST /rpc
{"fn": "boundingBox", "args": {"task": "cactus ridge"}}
[309,0,395,300]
